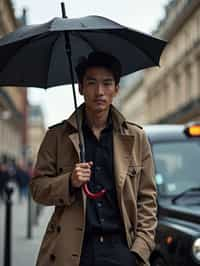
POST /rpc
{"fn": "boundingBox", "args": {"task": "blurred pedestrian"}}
[30,52,157,266]
[15,160,30,203]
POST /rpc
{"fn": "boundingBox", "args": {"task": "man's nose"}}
[96,83,104,95]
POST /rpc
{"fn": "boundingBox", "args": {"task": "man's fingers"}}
[76,167,91,172]
[79,176,90,182]
[76,169,91,175]
[76,171,91,178]
[88,161,93,166]
[75,162,93,169]
[75,177,90,186]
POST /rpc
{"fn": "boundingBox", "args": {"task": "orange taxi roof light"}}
[185,125,200,137]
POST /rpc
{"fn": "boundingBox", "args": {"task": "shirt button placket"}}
[99,235,104,243]
[97,202,102,208]
[100,218,105,223]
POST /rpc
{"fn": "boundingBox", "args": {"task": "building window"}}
[163,83,169,114]
[197,9,200,43]
[148,96,154,122]
[185,63,192,101]
[198,55,200,96]
[174,73,181,107]
[183,29,189,55]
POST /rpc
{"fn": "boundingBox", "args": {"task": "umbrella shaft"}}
[64,32,86,163]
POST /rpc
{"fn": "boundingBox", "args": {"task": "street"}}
[0,188,53,266]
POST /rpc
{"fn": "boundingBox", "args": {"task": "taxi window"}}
[152,141,200,196]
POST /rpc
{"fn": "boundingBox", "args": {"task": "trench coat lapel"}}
[67,103,84,161]
[111,106,135,195]
[68,132,80,161]
[67,104,87,216]
[113,131,134,194]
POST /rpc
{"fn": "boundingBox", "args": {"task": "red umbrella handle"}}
[83,183,106,199]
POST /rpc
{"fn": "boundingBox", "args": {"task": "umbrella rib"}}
[74,29,160,66]
[0,33,57,81]
[45,33,60,89]
[105,29,160,66]
[72,31,98,51]
[0,38,33,74]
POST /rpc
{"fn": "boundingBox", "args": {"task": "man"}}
[30,52,157,266]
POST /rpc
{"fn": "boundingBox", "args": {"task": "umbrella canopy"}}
[0,16,167,88]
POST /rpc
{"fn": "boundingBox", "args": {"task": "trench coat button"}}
[96,166,101,172]
[100,218,105,223]
[99,236,104,243]
[57,225,61,233]
[50,223,55,232]
[50,254,56,262]
[75,227,83,231]
[97,202,102,208]
[72,254,79,257]
[59,168,63,173]
[58,198,64,204]
[96,184,102,190]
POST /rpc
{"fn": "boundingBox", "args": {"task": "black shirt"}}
[82,112,124,234]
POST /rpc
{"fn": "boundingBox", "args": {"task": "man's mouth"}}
[95,99,106,103]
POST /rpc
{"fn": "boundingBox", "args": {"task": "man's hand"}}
[71,162,93,188]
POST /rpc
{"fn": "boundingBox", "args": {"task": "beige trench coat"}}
[30,104,157,266]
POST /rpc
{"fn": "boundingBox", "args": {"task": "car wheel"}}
[151,257,168,266]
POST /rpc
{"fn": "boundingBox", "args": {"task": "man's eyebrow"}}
[103,78,114,82]
[85,76,96,80]
[85,76,114,81]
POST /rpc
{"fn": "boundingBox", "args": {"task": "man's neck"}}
[85,107,110,132]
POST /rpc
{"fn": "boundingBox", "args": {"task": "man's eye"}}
[104,82,113,86]
[87,81,96,85]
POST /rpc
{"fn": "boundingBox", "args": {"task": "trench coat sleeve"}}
[131,131,157,264]
[30,129,76,207]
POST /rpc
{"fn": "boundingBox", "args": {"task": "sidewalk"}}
[0,188,53,266]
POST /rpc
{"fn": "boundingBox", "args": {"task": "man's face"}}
[79,67,119,113]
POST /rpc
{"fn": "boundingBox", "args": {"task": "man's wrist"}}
[69,175,80,195]
[69,175,76,194]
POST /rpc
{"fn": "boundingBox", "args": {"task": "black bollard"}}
[4,182,14,266]
[27,188,32,239]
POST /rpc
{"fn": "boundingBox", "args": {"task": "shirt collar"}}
[66,103,127,134]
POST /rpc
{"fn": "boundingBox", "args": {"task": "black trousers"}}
[80,232,137,266]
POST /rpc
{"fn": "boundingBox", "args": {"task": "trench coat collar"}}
[66,103,131,135]
[66,104,135,193]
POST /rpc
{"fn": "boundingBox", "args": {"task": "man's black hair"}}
[75,51,122,85]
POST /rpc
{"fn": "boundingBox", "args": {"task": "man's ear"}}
[78,83,83,95]
[114,84,119,96]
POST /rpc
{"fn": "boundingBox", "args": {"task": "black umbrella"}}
[0,2,167,198]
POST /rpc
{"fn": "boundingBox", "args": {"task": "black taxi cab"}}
[144,122,200,266]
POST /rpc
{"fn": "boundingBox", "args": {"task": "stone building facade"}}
[28,105,45,164]
[118,0,200,125]
[0,0,27,159]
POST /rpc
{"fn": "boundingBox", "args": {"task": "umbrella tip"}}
[61,2,67,18]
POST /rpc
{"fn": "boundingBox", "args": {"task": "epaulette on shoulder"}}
[126,121,143,130]
[48,120,65,129]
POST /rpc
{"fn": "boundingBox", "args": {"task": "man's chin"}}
[86,103,110,113]
[94,105,108,112]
